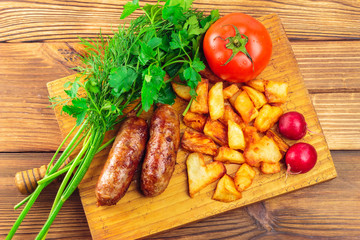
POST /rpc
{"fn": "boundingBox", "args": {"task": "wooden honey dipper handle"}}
[14,158,71,194]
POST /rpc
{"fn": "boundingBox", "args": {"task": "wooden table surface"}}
[1,0,360,239]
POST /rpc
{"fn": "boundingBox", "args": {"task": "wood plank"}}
[0,0,360,42]
[309,93,360,150]
[47,14,337,239]
[0,153,91,240]
[2,151,358,239]
[292,41,360,92]
[1,40,359,152]
[0,43,84,152]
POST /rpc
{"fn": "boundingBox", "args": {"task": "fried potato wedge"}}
[265,81,288,104]
[219,103,245,129]
[171,82,192,101]
[233,91,258,124]
[203,118,228,146]
[260,161,281,174]
[234,163,256,192]
[223,84,240,100]
[265,129,289,156]
[254,104,283,132]
[244,135,282,167]
[190,78,209,114]
[183,111,207,132]
[214,146,245,164]
[228,90,241,106]
[186,152,226,197]
[209,82,224,120]
[245,79,267,92]
[243,125,261,145]
[212,174,242,202]
[242,86,267,109]
[228,120,246,150]
[181,129,218,156]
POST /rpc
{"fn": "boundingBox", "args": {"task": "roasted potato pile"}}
[173,78,289,202]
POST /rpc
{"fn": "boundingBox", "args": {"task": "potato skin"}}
[141,104,180,197]
[95,117,148,206]
[181,128,218,156]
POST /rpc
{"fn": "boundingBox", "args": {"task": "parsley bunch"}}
[69,0,219,129]
[7,0,219,239]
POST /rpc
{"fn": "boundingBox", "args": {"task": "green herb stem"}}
[38,135,115,186]
[49,129,93,216]
[36,130,105,240]
[7,121,88,239]
[6,183,49,240]
[182,98,193,116]
[14,132,88,211]
[13,195,32,211]
[48,120,88,176]
[46,124,77,175]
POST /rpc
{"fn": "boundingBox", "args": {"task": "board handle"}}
[14,158,71,194]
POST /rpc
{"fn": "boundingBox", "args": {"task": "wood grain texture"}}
[0,0,359,239]
[292,41,360,92]
[1,0,360,42]
[1,40,359,151]
[310,93,360,150]
[0,153,91,240]
[46,14,337,239]
[0,43,84,152]
[1,151,357,239]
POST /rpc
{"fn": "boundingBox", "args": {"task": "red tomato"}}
[203,13,272,82]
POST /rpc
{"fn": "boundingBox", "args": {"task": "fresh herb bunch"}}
[7,0,219,239]
[68,0,219,128]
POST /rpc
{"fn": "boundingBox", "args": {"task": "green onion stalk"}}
[7,0,219,238]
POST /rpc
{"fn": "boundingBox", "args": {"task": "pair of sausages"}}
[95,104,180,206]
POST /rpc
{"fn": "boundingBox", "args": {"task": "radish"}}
[278,111,307,140]
[285,142,317,174]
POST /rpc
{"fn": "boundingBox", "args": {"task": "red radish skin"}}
[285,142,317,174]
[278,111,307,140]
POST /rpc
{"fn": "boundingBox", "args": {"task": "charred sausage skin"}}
[141,104,180,197]
[96,117,148,206]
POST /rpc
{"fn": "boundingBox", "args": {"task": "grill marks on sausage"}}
[95,117,148,206]
[96,105,180,205]
[141,104,180,197]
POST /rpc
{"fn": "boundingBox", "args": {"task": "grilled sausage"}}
[141,104,180,197]
[96,117,148,206]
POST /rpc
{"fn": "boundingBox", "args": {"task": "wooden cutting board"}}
[47,14,337,240]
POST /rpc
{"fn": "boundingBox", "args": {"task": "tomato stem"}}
[217,24,254,69]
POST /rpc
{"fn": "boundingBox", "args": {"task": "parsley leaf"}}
[157,82,176,105]
[169,30,189,50]
[166,0,193,11]
[200,9,220,29]
[185,15,205,37]
[148,37,163,49]
[64,82,79,98]
[109,66,138,96]
[182,65,201,89]
[192,57,206,72]
[120,0,139,19]
[62,98,88,126]
[85,81,100,94]
[141,65,166,111]
[162,5,185,25]
[139,41,156,65]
